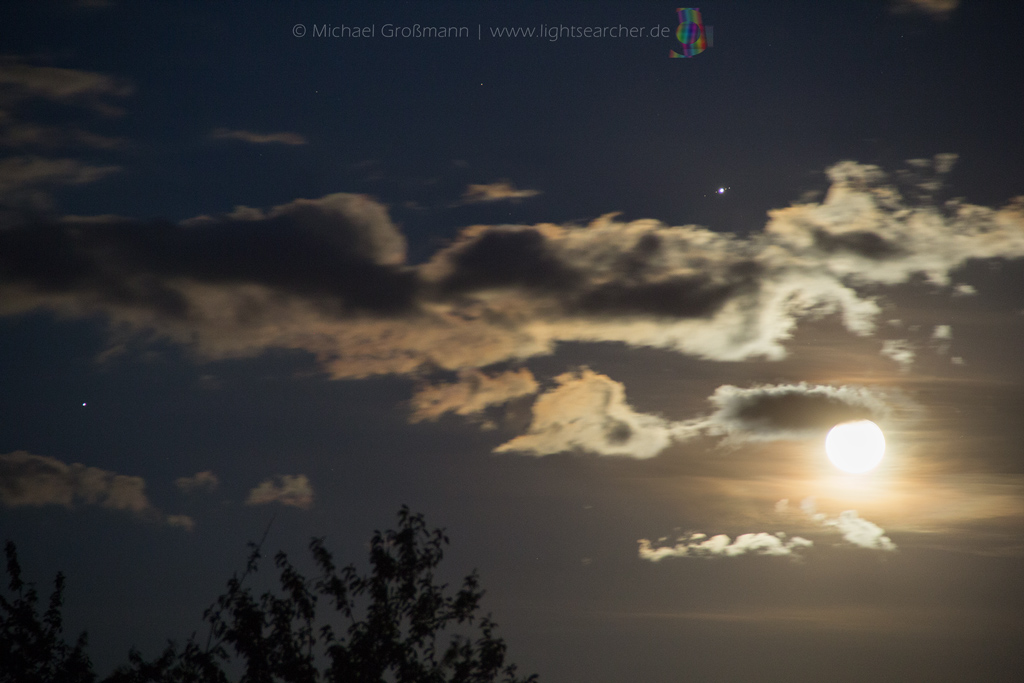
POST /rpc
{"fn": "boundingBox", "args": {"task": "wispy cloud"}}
[0,155,120,194]
[210,128,307,145]
[175,470,219,493]
[166,514,196,531]
[890,0,959,19]
[410,368,538,423]
[246,474,314,509]
[0,58,133,114]
[456,180,541,204]
[0,450,186,528]
[880,339,916,371]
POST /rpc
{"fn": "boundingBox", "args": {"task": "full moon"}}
[825,420,885,473]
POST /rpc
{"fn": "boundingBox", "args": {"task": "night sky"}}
[2,1,1023,681]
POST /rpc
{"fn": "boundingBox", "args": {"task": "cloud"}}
[0,58,132,114]
[0,155,120,193]
[409,368,538,422]
[799,498,897,551]
[0,193,415,335]
[890,0,959,18]
[638,532,813,560]
[166,515,196,532]
[246,474,314,509]
[494,369,680,458]
[0,450,186,528]
[488,377,891,457]
[1,158,1022,382]
[0,117,124,150]
[457,180,541,204]
[175,470,219,493]
[683,382,890,443]
[0,60,130,209]
[880,339,916,370]
[639,498,896,562]
[209,128,307,145]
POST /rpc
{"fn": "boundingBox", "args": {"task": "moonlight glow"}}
[825,420,886,473]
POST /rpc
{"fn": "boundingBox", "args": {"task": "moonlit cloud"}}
[209,128,308,145]
[638,532,813,560]
[881,339,916,370]
[0,58,133,113]
[457,180,541,204]
[246,474,314,509]
[0,450,185,527]
[175,470,219,493]
[1,158,1021,385]
[0,118,124,150]
[682,382,891,443]
[409,368,538,422]
[890,0,959,18]
[494,368,680,458]
[488,377,894,457]
[0,155,120,193]
[639,498,897,562]
[800,497,897,551]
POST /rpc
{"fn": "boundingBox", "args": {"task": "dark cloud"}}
[0,193,418,318]
[438,228,581,295]
[812,229,905,259]
[1,160,1022,380]
[731,389,878,432]
[577,264,759,319]
[687,383,892,442]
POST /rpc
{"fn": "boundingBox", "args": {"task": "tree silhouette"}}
[0,540,95,683]
[2,508,537,683]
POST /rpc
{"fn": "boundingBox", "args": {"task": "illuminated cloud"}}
[0,117,124,150]
[495,369,680,458]
[0,58,132,114]
[800,497,897,551]
[487,378,892,457]
[175,470,219,493]
[682,382,891,443]
[0,155,120,193]
[457,180,541,204]
[638,532,813,560]
[1,158,1022,384]
[881,339,916,370]
[639,498,897,562]
[409,368,538,422]
[209,128,307,145]
[246,474,314,509]
[890,0,959,18]
[0,59,129,208]
[0,450,186,528]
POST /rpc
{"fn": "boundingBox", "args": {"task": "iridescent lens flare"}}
[825,420,886,473]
